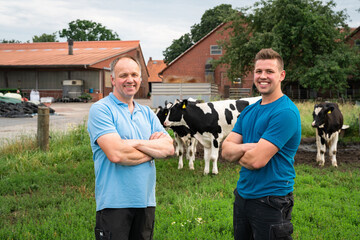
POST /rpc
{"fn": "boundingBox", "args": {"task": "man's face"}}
[111,58,141,102]
[253,59,285,96]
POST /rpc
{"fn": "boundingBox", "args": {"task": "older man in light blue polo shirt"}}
[88,55,174,240]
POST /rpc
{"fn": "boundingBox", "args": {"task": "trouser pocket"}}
[270,222,293,240]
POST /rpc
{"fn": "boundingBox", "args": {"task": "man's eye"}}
[119,74,128,78]
[131,73,139,78]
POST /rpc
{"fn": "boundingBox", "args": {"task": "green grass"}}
[0,102,359,239]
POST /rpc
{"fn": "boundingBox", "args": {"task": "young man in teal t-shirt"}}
[222,48,301,240]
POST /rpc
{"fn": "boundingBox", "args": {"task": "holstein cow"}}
[156,101,198,170]
[164,97,261,174]
[312,102,343,167]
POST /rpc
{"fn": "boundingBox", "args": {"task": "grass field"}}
[0,102,359,239]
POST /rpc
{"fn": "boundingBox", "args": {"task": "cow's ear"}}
[326,106,335,114]
[182,99,188,109]
[165,100,168,106]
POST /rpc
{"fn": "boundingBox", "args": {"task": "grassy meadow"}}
[0,102,359,239]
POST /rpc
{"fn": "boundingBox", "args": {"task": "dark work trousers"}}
[233,189,294,240]
[95,207,155,240]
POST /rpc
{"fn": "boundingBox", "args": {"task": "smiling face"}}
[111,57,141,104]
[254,58,285,104]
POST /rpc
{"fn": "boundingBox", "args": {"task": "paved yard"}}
[0,99,152,146]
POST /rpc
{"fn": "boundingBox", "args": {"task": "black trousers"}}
[233,189,294,240]
[95,207,155,240]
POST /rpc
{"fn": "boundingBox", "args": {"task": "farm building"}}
[159,22,253,99]
[0,40,149,102]
[159,23,360,100]
[146,57,166,93]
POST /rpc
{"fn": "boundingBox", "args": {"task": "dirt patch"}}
[295,140,360,167]
[194,138,360,168]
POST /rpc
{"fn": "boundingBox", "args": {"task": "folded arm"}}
[221,132,278,170]
[126,131,174,159]
[97,132,174,166]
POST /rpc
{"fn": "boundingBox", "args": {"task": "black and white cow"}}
[312,102,344,167]
[156,101,198,170]
[164,96,261,174]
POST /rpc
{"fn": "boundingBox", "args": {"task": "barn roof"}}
[0,40,141,69]
[146,58,166,83]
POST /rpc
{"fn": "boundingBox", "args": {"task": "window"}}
[355,39,360,48]
[233,78,241,84]
[210,45,222,55]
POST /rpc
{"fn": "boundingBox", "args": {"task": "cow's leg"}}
[210,139,220,175]
[328,132,339,167]
[315,129,326,166]
[187,138,198,170]
[174,133,184,169]
[203,147,211,175]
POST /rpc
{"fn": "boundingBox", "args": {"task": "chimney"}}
[68,39,73,55]
[149,57,152,61]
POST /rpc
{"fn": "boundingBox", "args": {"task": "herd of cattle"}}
[156,97,345,174]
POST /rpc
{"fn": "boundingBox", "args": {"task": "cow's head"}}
[312,103,337,128]
[156,101,173,126]
[164,99,190,127]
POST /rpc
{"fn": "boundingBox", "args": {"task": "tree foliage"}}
[32,33,58,42]
[59,19,120,41]
[1,39,22,43]
[163,4,236,64]
[218,0,359,93]
[163,33,192,64]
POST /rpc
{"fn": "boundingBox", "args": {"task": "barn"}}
[159,23,360,100]
[0,40,150,102]
[159,22,254,99]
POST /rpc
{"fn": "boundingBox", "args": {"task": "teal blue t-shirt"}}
[87,93,168,211]
[233,95,301,199]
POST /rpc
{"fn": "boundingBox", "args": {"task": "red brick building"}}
[160,23,360,99]
[159,23,254,98]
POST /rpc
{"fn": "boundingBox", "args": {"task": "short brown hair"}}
[254,48,284,70]
[110,55,141,77]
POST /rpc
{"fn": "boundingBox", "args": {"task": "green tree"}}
[1,39,22,43]
[218,0,358,94]
[190,4,237,43]
[163,33,192,64]
[59,19,120,41]
[32,33,58,42]
[163,4,236,64]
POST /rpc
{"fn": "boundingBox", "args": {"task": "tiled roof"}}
[0,41,140,68]
[147,58,166,82]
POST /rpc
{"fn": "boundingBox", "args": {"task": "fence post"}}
[37,106,49,151]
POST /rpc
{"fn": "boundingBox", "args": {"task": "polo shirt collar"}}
[109,92,141,112]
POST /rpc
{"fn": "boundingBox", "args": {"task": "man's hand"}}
[149,131,168,140]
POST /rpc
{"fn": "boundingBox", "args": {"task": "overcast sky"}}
[0,0,359,61]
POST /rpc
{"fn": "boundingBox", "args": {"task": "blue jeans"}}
[233,189,294,240]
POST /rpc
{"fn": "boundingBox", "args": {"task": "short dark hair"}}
[110,55,141,77]
[254,48,284,70]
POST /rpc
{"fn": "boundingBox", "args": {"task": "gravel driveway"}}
[0,99,152,146]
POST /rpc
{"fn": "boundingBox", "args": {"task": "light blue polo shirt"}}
[87,93,168,211]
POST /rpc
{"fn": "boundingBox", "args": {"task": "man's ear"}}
[280,70,286,82]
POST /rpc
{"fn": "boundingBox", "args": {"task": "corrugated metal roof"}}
[0,41,140,68]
